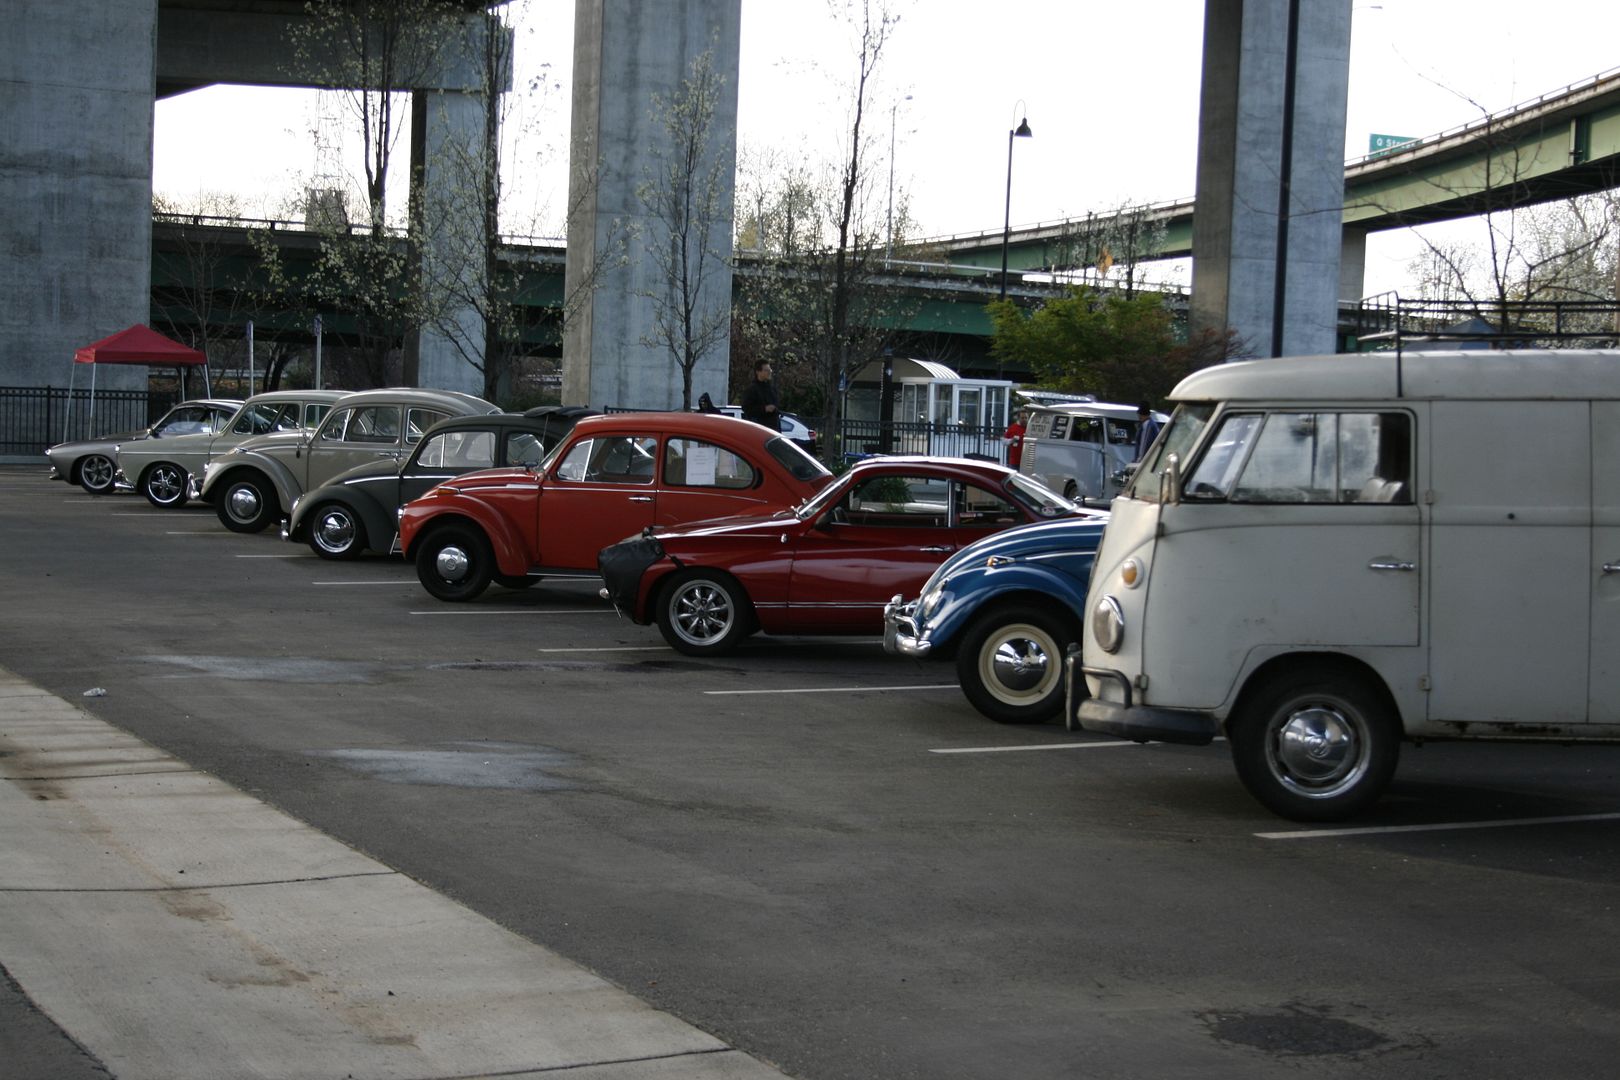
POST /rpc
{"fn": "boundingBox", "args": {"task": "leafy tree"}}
[987,286,1238,404]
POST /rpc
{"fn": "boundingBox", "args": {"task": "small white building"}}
[844,358,1016,460]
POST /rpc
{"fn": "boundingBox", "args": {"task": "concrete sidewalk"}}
[0,667,787,1080]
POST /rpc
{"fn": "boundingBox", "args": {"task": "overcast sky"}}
[153,0,1620,297]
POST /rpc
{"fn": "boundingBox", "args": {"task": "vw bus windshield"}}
[1126,404,1213,503]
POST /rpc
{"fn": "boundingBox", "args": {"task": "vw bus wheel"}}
[1229,666,1400,822]
[215,472,277,533]
[415,524,493,602]
[141,463,189,508]
[657,570,752,656]
[78,455,115,495]
[955,604,1074,724]
[308,503,366,561]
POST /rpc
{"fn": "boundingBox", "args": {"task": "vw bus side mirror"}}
[1159,452,1181,506]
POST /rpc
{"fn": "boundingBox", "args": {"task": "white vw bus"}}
[1071,349,1620,821]
[1019,400,1156,504]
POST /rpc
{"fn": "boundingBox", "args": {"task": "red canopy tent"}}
[68,324,211,433]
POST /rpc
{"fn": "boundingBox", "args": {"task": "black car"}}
[282,406,598,560]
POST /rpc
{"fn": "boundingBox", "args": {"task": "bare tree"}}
[1051,201,1172,299]
[150,193,268,394]
[636,46,733,410]
[289,0,466,234]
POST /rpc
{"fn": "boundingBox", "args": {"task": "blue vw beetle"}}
[884,511,1108,723]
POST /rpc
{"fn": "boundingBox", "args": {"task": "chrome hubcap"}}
[314,510,355,553]
[227,485,260,520]
[435,545,470,582]
[980,623,1061,704]
[989,636,1052,693]
[1270,704,1365,795]
[673,582,732,644]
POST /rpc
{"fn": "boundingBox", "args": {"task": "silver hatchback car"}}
[46,398,241,495]
[115,390,345,508]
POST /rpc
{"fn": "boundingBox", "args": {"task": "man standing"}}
[1136,401,1163,461]
[740,360,781,431]
[1003,409,1028,470]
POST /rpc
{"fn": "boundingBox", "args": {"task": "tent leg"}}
[89,364,97,436]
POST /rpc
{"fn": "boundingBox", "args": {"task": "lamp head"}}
[1014,117,1033,138]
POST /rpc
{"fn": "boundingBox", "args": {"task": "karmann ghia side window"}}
[1185,411,1412,504]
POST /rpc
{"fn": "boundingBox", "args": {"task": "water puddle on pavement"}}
[307,741,578,791]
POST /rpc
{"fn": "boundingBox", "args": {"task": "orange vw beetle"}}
[399,412,834,601]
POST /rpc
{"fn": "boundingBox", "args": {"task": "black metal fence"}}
[838,419,1009,463]
[0,387,177,457]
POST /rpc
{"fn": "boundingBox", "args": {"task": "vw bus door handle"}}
[1368,558,1416,572]
[1603,562,1620,575]
[627,495,653,504]
[920,545,953,553]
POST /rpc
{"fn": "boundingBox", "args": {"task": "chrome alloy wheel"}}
[670,579,735,646]
[144,464,186,506]
[79,455,115,494]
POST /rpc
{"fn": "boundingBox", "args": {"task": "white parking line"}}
[165,530,236,536]
[929,741,1137,754]
[236,554,305,559]
[312,581,413,586]
[537,646,669,653]
[1256,811,1620,841]
[705,684,957,696]
[409,608,616,616]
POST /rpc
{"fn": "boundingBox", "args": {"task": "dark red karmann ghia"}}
[599,456,1080,655]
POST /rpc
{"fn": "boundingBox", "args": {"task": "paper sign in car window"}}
[686,443,719,485]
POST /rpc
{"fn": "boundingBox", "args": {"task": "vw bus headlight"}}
[1092,595,1125,653]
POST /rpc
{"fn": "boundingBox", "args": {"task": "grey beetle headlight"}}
[1092,595,1125,653]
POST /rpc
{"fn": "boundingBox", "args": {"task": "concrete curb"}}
[0,668,787,1079]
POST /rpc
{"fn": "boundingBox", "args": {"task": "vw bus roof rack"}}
[1354,293,1620,396]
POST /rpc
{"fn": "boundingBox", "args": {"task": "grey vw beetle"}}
[195,388,498,534]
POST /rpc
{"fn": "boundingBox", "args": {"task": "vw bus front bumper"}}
[1064,654,1219,745]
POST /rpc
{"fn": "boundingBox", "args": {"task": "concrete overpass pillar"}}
[405,88,489,396]
[2,1,155,413]
[563,0,741,410]
[1339,224,1368,303]
[1190,0,1352,358]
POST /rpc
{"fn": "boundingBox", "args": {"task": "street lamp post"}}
[999,105,1033,300]
[886,94,912,266]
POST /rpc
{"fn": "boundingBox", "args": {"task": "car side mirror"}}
[1159,452,1181,506]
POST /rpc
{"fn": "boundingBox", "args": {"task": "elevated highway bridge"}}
[149,64,1620,375]
[935,65,1620,293]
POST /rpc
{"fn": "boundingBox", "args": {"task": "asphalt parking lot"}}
[4,462,1620,1079]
